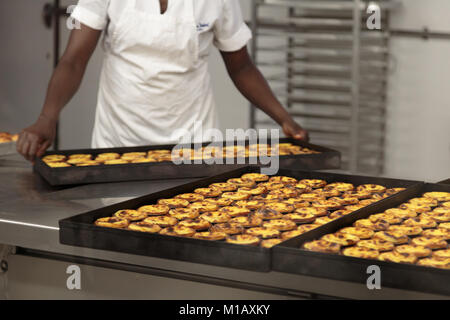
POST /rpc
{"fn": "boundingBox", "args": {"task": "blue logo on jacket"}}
[197,22,210,32]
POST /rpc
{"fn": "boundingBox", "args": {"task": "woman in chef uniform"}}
[18,0,308,161]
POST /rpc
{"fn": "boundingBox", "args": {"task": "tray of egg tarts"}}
[272,183,450,296]
[59,166,419,272]
[33,137,340,186]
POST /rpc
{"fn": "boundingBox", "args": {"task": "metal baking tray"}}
[59,166,418,272]
[272,183,450,296]
[438,178,450,185]
[34,138,340,186]
[0,141,16,157]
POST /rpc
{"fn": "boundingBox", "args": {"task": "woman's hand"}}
[282,119,309,142]
[17,115,56,162]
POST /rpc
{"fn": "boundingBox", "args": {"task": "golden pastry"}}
[297,224,320,234]
[209,182,237,192]
[221,192,251,201]
[219,206,251,217]
[354,219,390,231]
[76,161,101,167]
[158,198,190,209]
[168,208,200,220]
[422,228,450,240]
[343,190,372,199]
[189,201,218,213]
[229,216,263,228]
[143,216,178,228]
[121,152,147,161]
[178,219,211,231]
[227,178,255,188]
[398,203,431,213]
[340,227,374,239]
[261,239,283,248]
[298,179,327,189]
[253,208,284,220]
[175,193,205,203]
[423,192,450,202]
[311,200,342,211]
[439,222,450,230]
[245,227,280,239]
[210,223,244,235]
[303,240,340,254]
[234,200,264,210]
[95,217,129,229]
[432,249,450,260]
[442,201,450,208]
[292,183,312,193]
[369,213,403,225]
[258,182,285,191]
[315,216,336,225]
[329,209,352,219]
[203,197,233,207]
[373,231,409,244]
[394,245,432,258]
[356,184,386,194]
[345,204,366,212]
[408,197,438,207]
[403,216,437,229]
[283,198,310,209]
[131,158,157,163]
[42,154,66,163]
[68,154,92,160]
[199,211,230,224]
[194,187,222,198]
[160,226,196,238]
[283,213,316,224]
[384,208,417,219]
[342,247,379,259]
[299,193,326,202]
[137,204,170,216]
[262,219,297,231]
[104,159,129,165]
[268,176,297,185]
[226,234,261,246]
[262,202,295,213]
[312,188,341,198]
[411,236,447,249]
[128,221,161,233]
[384,188,406,196]
[241,173,269,182]
[356,239,395,252]
[269,188,298,199]
[321,233,359,246]
[387,225,423,236]
[94,152,120,162]
[324,182,354,192]
[329,196,359,206]
[378,251,417,264]
[114,209,147,221]
[193,231,227,241]
[237,186,267,196]
[417,258,450,269]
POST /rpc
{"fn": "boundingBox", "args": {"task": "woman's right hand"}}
[17,115,57,163]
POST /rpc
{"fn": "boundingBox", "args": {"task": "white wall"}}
[0,0,52,134]
[385,0,450,182]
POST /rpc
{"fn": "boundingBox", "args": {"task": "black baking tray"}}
[272,183,450,296]
[34,138,340,186]
[438,178,450,185]
[59,166,418,272]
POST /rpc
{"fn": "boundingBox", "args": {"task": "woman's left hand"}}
[282,120,309,142]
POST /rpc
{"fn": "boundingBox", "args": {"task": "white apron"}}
[92,0,218,148]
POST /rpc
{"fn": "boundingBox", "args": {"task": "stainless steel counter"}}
[0,154,447,299]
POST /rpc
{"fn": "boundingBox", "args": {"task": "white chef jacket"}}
[71,0,252,148]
